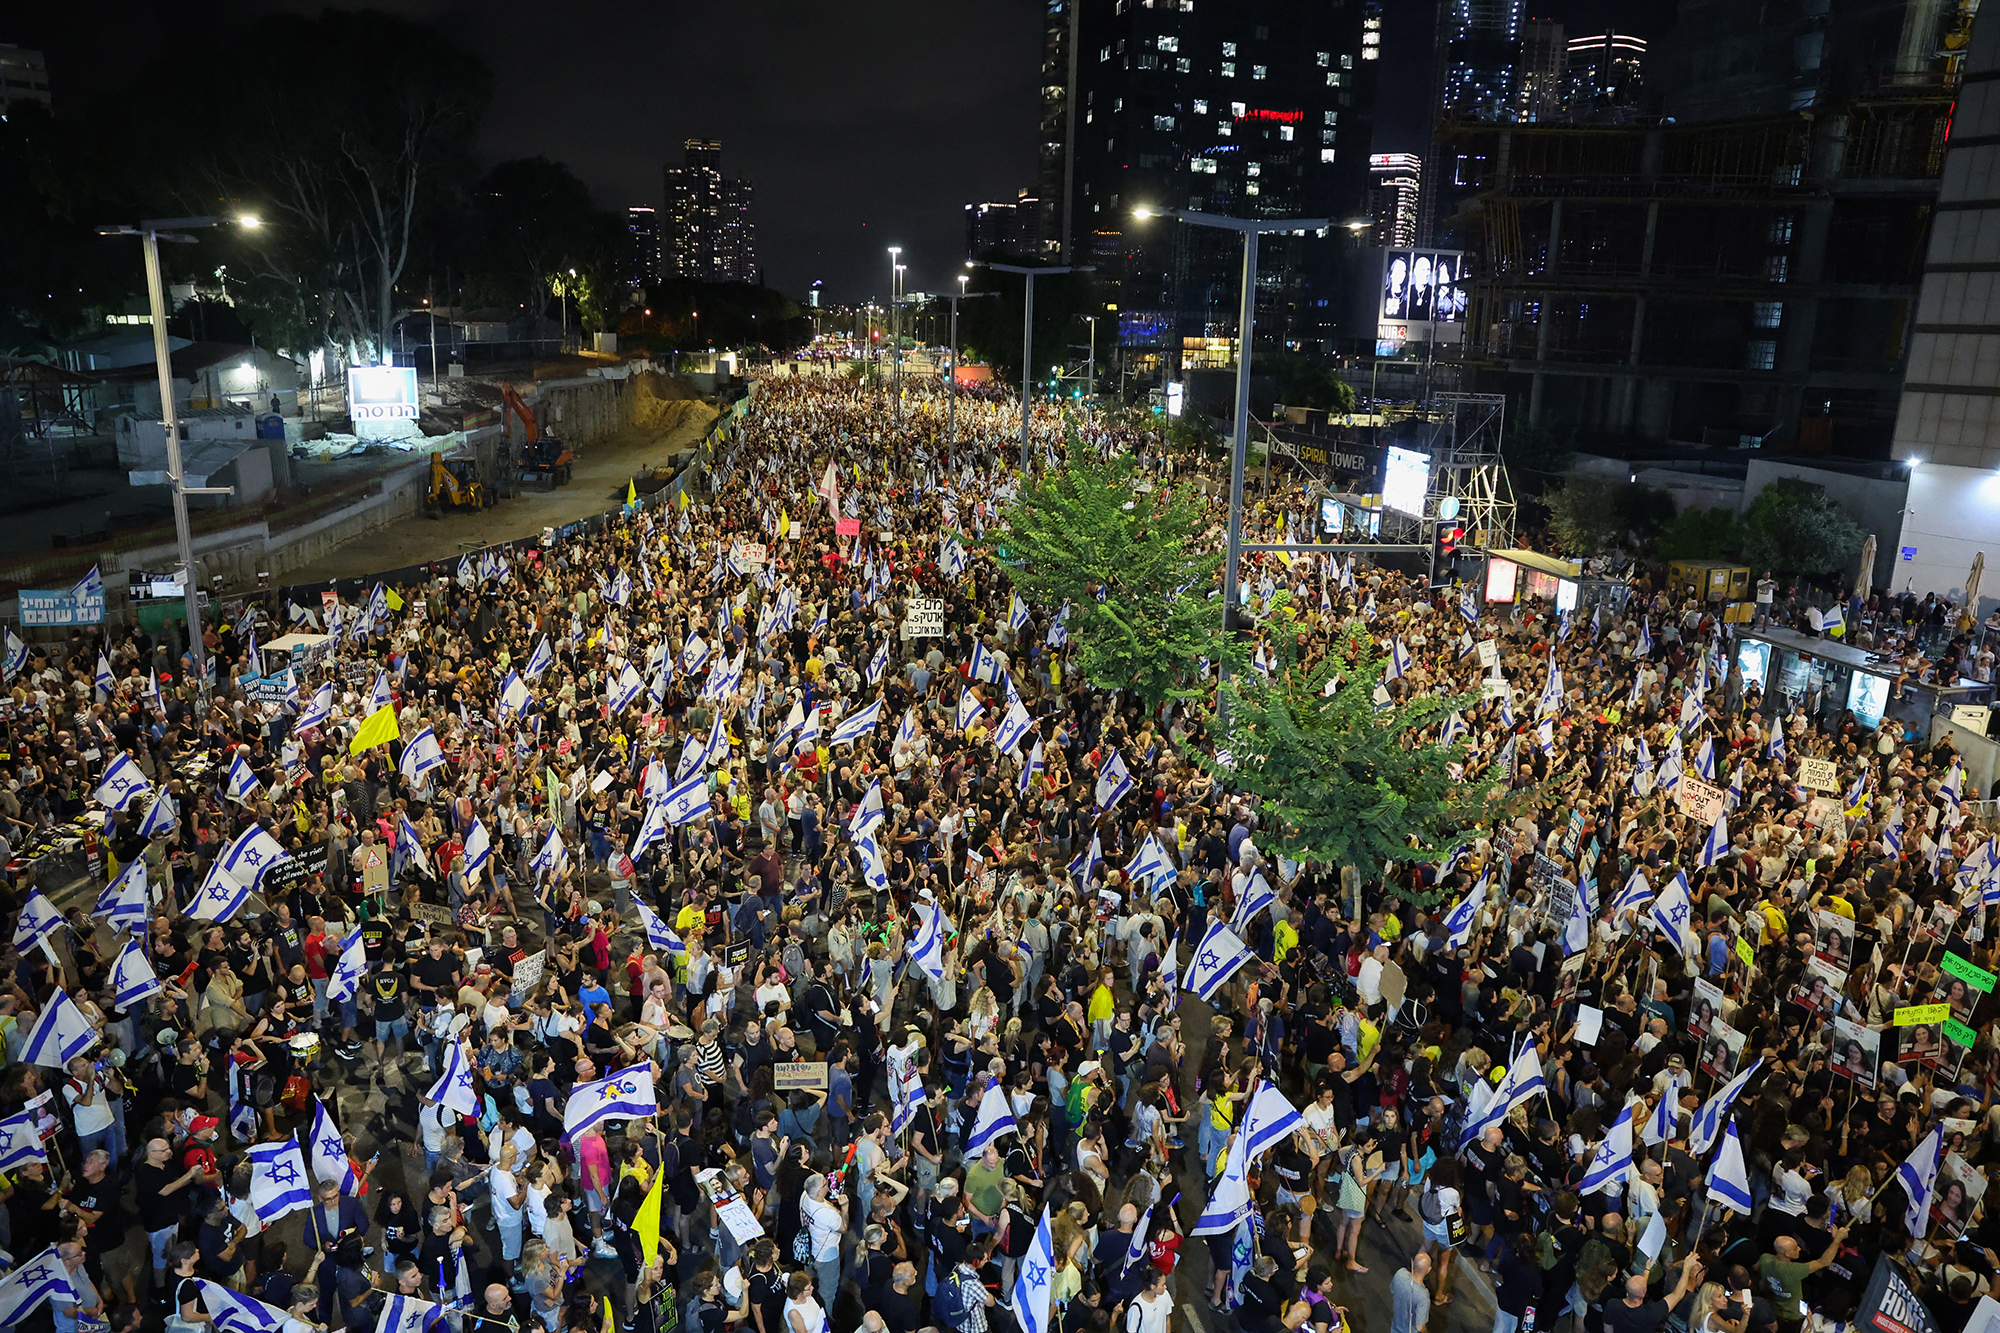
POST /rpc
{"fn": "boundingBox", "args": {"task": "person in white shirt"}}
[1127,1265,1174,1333]
[800,1173,846,1308]
[1357,940,1388,1009]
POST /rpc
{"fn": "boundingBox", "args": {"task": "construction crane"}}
[498,381,574,487]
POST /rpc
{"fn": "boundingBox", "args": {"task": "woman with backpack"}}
[1416,1157,1465,1304]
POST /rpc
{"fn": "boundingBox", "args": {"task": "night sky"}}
[20,0,1677,307]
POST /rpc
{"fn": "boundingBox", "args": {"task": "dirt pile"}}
[630,373,717,435]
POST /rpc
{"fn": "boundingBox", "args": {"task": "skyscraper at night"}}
[1032,0,1380,365]
[662,140,760,285]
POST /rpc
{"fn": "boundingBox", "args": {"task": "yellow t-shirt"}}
[1087,983,1116,1024]
[1274,919,1300,963]
[1826,895,1855,921]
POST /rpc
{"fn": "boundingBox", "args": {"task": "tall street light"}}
[944,273,996,451]
[893,262,908,401]
[96,213,262,696]
[976,260,1093,473]
[885,247,900,395]
[1131,207,1327,673]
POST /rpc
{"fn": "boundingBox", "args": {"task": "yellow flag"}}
[385,587,405,611]
[347,704,400,754]
[626,479,638,506]
[633,1153,665,1268]
[779,511,790,538]
[601,1297,616,1333]
[677,488,690,511]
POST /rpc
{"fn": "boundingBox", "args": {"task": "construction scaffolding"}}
[1418,392,1517,551]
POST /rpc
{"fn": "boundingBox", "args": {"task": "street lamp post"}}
[894,263,907,402]
[977,261,1093,473]
[97,214,260,697]
[886,248,900,397]
[1131,207,1327,675]
[945,276,996,451]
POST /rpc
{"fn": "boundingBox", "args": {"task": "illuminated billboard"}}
[1381,249,1466,324]
[1382,446,1431,517]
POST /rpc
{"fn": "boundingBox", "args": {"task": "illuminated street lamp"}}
[94,213,262,695]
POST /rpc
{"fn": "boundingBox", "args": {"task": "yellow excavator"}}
[425,452,491,517]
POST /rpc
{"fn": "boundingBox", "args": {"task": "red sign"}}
[836,516,862,537]
[1235,108,1302,124]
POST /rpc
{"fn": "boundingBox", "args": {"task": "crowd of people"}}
[0,370,1996,1333]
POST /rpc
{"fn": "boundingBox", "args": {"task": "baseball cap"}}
[190,1115,221,1135]
[1078,1060,1103,1078]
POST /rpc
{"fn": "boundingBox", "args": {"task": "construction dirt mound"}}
[630,372,717,436]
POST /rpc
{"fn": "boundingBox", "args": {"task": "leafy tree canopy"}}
[1543,478,1674,558]
[1190,616,1509,907]
[1740,478,1864,578]
[996,447,1236,709]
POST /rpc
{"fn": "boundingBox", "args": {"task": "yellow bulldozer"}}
[426,453,492,517]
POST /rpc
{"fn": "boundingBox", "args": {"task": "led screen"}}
[1382,445,1430,516]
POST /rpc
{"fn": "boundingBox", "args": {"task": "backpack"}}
[932,1268,973,1330]
[1418,1184,1445,1225]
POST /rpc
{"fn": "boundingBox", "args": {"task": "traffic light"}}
[1428,520,1465,589]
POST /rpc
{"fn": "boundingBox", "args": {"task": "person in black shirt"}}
[872,1260,923,1333]
[368,966,411,1068]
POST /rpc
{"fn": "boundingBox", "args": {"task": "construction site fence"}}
[268,380,760,613]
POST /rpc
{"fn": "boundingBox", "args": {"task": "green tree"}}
[1191,618,1506,907]
[464,157,615,332]
[958,268,1097,389]
[1257,348,1358,414]
[1740,479,1864,578]
[1649,505,1746,562]
[997,449,1236,708]
[1542,479,1674,557]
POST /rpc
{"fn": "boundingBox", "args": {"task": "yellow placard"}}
[1894,1003,1951,1026]
[1733,938,1754,967]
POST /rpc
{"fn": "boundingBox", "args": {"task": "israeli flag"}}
[426,1039,481,1116]
[109,936,163,1009]
[940,535,969,578]
[969,640,1004,684]
[1694,737,1716,782]
[992,700,1033,758]
[282,666,299,714]
[296,683,334,733]
[660,771,714,826]
[220,823,288,889]
[1688,1057,1762,1155]
[563,1063,659,1139]
[1126,834,1173,893]
[1069,832,1103,887]
[1705,1120,1754,1215]
[0,1109,46,1172]
[2,627,26,679]
[1898,1124,1945,1235]
[1009,593,1031,632]
[910,900,949,985]
[634,896,681,952]
[393,814,433,880]
[1192,1135,1254,1235]
[1183,919,1254,1001]
[1460,589,1480,624]
[94,754,150,812]
[848,781,886,841]
[1239,1080,1305,1163]
[681,634,711,674]
[965,1080,1019,1153]
[325,927,367,1004]
[1442,873,1489,949]
[1535,716,1555,756]
[1440,711,1467,747]
[1096,749,1133,811]
[1651,870,1697,956]
[0,1245,71,1328]
[1458,1036,1546,1147]
[1233,868,1277,928]
[307,1097,359,1193]
[529,825,567,877]
[1012,1206,1057,1333]
[1640,1090,1680,1147]
[868,639,890,686]
[857,829,891,894]
[1578,1105,1634,1195]
[194,1279,293,1333]
[955,690,985,732]
[1562,878,1592,958]
[1883,804,1905,858]
[462,820,492,876]
[1047,606,1069,647]
[12,888,63,950]
[829,697,884,745]
[627,801,671,864]
[1697,812,1730,869]
[1019,739,1044,797]
[609,661,645,713]
[224,752,260,804]
[189,861,253,922]
[522,636,554,683]
[1766,717,1786,761]
[399,727,447,786]
[367,670,393,713]
[1611,869,1654,917]
[1635,617,1653,657]
[1385,638,1412,682]
[93,652,115,700]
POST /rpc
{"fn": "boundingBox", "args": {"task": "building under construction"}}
[1441,96,1950,452]
[1427,0,1977,454]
